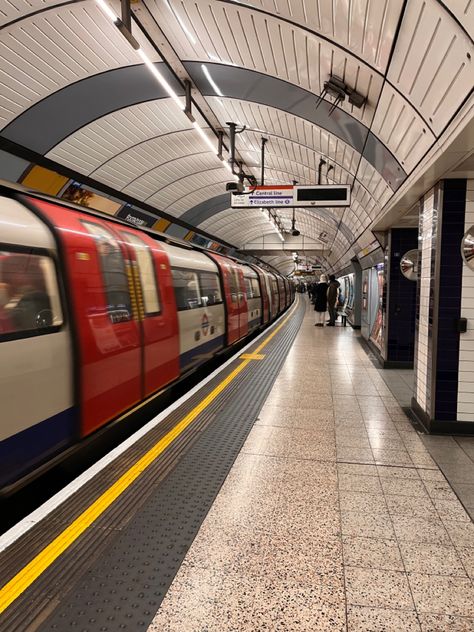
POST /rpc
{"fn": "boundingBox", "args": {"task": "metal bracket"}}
[184,80,194,122]
[115,0,140,50]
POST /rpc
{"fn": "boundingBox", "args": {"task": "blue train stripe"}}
[0,408,76,487]
[180,335,225,371]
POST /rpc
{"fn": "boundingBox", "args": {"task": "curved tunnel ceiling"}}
[0,0,472,273]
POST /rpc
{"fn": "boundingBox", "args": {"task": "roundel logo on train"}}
[201,313,210,336]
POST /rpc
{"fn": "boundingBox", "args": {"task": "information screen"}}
[296,187,348,202]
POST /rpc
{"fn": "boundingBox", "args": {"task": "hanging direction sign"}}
[231,184,350,208]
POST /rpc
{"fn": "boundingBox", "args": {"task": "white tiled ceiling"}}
[0,0,472,272]
[0,0,159,129]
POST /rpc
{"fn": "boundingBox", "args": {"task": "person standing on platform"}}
[314,274,329,327]
[327,274,340,327]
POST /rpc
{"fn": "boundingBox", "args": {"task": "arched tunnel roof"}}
[0,0,473,272]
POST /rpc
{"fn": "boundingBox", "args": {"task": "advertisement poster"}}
[370,264,385,350]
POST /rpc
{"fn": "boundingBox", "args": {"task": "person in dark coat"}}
[327,274,341,326]
[314,274,329,326]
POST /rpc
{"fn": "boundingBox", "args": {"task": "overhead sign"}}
[231,184,350,208]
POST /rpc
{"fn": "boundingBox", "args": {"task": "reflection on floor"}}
[148,300,474,631]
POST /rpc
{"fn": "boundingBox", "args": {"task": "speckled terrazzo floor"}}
[148,300,474,632]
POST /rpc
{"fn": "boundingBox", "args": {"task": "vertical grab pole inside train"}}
[260,137,268,186]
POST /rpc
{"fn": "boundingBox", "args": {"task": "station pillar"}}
[412,179,474,432]
[383,228,419,367]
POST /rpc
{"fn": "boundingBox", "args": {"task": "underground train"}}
[0,184,294,491]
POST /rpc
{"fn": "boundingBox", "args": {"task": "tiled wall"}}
[387,228,418,363]
[415,187,438,414]
[457,180,474,422]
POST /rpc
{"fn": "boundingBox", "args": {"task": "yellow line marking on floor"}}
[0,300,298,615]
[239,353,265,360]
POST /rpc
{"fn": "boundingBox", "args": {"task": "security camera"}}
[292,228,301,237]
[226,181,244,193]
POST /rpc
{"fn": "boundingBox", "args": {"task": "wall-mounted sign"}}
[116,205,156,228]
[400,249,419,281]
[231,184,350,208]
[461,225,474,270]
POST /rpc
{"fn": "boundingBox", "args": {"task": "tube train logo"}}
[201,313,210,336]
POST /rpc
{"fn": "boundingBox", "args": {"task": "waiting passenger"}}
[327,275,341,327]
[314,275,329,327]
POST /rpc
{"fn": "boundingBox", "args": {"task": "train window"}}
[171,268,202,311]
[121,233,160,315]
[0,250,63,336]
[199,272,222,306]
[251,277,261,298]
[244,276,253,299]
[82,222,132,323]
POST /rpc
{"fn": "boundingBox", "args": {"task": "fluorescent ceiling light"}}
[96,0,118,22]
[136,48,184,110]
[201,64,223,97]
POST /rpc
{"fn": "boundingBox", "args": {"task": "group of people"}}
[309,275,341,327]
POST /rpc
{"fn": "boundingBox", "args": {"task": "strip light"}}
[201,64,224,97]
[95,0,237,179]
[136,48,184,110]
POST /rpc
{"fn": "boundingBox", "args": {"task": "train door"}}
[252,266,269,324]
[208,254,242,344]
[277,277,285,312]
[117,230,179,397]
[268,273,279,318]
[30,199,143,436]
[234,264,248,339]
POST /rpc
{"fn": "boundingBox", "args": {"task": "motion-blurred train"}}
[0,183,294,491]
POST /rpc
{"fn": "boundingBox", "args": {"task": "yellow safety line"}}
[239,353,265,360]
[0,299,298,615]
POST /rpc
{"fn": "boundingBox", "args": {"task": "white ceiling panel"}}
[371,84,437,172]
[148,0,404,73]
[47,99,191,175]
[388,0,474,135]
[123,152,222,200]
[0,0,159,129]
[148,173,231,215]
[93,130,213,191]
[0,0,67,28]
[146,0,384,125]
[440,0,474,41]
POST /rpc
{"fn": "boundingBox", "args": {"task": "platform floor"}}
[150,299,474,632]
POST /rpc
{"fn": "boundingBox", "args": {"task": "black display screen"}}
[296,187,348,202]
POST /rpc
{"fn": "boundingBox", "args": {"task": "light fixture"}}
[201,64,224,97]
[316,75,366,116]
[136,48,184,110]
[95,0,236,178]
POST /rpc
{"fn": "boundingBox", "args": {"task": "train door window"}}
[0,250,63,336]
[171,268,202,310]
[244,276,253,299]
[229,267,239,303]
[82,221,132,323]
[199,272,222,306]
[121,233,160,315]
[251,277,261,298]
